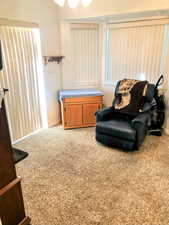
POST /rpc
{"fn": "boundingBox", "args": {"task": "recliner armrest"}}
[141,102,152,113]
[132,112,150,127]
[95,107,113,122]
[131,112,150,149]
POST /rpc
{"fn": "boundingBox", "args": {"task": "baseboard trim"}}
[164,128,169,135]
[12,129,44,144]
[13,120,62,143]
[48,120,61,128]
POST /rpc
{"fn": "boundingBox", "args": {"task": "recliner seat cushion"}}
[96,119,136,141]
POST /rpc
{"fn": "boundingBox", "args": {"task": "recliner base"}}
[96,132,137,151]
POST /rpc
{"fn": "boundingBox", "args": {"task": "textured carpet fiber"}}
[14,126,169,225]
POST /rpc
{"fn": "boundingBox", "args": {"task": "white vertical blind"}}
[71,26,99,86]
[0,26,46,142]
[163,25,169,131]
[106,24,164,84]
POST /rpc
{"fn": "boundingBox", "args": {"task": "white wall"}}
[56,0,169,19]
[0,0,61,127]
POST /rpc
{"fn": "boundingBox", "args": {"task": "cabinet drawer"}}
[63,96,103,104]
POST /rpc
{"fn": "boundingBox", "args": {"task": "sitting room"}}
[0,0,169,225]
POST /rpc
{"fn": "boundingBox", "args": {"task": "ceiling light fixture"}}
[81,0,92,7]
[54,0,93,8]
[54,0,65,7]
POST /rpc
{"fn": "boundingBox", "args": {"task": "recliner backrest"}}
[114,81,121,97]
[145,83,156,102]
[113,80,155,104]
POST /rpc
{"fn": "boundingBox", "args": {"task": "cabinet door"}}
[83,103,101,125]
[64,104,83,127]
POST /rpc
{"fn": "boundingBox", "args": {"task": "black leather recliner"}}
[95,81,155,151]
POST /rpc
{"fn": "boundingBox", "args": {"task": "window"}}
[105,22,165,84]
[70,23,99,86]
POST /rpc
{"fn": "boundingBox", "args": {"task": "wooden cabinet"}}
[0,100,30,225]
[61,95,103,129]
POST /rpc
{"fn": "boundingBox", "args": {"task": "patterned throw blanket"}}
[113,79,148,116]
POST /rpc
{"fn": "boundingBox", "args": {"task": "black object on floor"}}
[12,148,29,164]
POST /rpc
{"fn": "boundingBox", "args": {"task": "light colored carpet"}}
[14,126,169,225]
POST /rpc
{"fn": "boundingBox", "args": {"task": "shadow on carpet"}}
[12,148,28,164]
